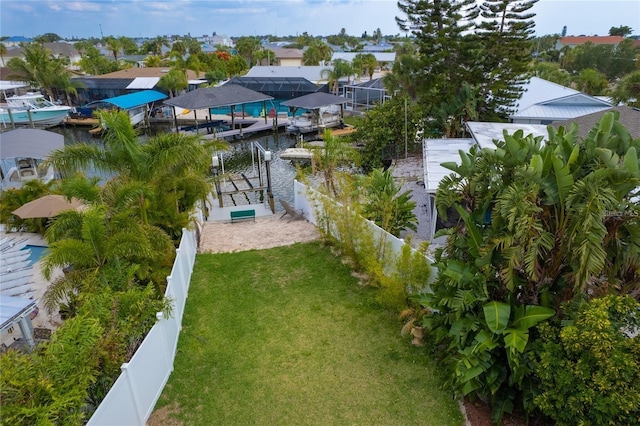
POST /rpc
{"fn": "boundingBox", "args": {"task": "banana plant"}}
[452,301,554,424]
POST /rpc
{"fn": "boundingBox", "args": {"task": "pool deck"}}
[0,230,63,350]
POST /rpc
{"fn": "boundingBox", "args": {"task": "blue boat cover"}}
[91,90,167,109]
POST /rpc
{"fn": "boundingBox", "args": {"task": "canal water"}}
[52,125,304,209]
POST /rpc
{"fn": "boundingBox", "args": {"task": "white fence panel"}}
[87,228,197,425]
[295,180,437,289]
[122,322,174,421]
[87,371,139,425]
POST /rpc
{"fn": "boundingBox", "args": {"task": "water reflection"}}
[52,125,302,207]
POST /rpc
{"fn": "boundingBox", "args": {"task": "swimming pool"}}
[21,245,49,266]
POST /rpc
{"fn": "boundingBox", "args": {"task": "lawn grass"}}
[153,241,463,425]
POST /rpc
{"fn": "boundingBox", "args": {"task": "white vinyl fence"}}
[87,227,198,426]
[294,180,436,285]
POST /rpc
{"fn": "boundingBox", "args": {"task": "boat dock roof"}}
[87,90,167,109]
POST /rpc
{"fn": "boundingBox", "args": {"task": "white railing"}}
[294,180,436,287]
[87,227,197,425]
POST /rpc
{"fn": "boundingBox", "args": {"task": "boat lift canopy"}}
[164,84,274,134]
[0,129,64,160]
[87,90,167,109]
[164,84,273,110]
[281,92,347,110]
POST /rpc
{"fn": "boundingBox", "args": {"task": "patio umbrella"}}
[12,195,84,219]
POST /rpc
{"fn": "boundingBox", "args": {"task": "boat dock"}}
[201,117,290,140]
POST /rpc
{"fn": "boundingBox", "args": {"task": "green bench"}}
[230,209,256,223]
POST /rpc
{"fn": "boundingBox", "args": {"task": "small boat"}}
[0,92,72,128]
[84,90,168,128]
[0,129,63,190]
[286,105,343,135]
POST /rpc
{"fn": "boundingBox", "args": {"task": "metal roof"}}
[245,66,329,84]
[281,92,347,109]
[164,84,273,110]
[511,104,612,122]
[515,77,580,112]
[423,138,476,192]
[0,81,28,91]
[126,77,160,90]
[0,296,37,332]
[331,52,396,63]
[88,90,167,109]
[0,129,65,160]
[466,122,549,149]
[73,77,134,90]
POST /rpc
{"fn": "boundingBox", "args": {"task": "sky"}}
[1,0,639,40]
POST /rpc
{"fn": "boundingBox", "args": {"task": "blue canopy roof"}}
[89,90,167,109]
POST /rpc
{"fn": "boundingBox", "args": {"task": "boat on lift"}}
[0,128,63,190]
[0,92,71,128]
[286,105,342,135]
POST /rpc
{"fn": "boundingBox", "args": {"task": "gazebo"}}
[164,84,274,134]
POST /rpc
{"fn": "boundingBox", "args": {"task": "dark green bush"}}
[534,295,640,425]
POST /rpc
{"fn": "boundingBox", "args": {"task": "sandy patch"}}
[199,215,321,254]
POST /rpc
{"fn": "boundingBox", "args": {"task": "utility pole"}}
[99,24,104,39]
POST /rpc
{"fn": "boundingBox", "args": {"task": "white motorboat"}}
[0,128,64,190]
[286,105,342,135]
[0,93,71,128]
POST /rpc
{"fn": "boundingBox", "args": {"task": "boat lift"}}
[210,141,275,215]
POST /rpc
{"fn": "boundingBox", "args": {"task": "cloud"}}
[66,2,102,12]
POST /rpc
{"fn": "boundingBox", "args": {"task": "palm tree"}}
[360,168,417,237]
[0,42,7,66]
[6,43,71,101]
[157,68,188,97]
[303,45,323,66]
[144,54,162,67]
[353,53,378,81]
[320,59,353,95]
[41,204,175,311]
[610,70,640,107]
[103,36,122,62]
[313,129,356,196]
[46,110,227,237]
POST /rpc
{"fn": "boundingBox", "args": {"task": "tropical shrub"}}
[0,315,103,425]
[360,168,418,237]
[352,95,422,173]
[534,295,640,425]
[0,179,54,233]
[427,111,640,422]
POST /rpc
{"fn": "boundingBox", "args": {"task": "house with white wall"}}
[510,77,612,125]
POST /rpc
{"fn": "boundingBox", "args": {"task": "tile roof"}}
[92,67,200,79]
[270,48,304,59]
[560,36,625,45]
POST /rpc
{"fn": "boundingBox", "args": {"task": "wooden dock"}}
[202,117,289,140]
[64,116,100,127]
[329,125,356,137]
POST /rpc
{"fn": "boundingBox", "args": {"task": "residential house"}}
[2,36,32,48]
[362,39,394,52]
[0,42,81,69]
[330,52,396,71]
[552,105,640,139]
[72,67,203,104]
[555,35,634,50]
[245,66,330,86]
[268,48,305,67]
[510,77,612,125]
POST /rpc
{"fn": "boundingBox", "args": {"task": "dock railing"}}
[86,226,197,425]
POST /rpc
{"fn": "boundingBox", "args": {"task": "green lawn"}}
[153,241,463,425]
